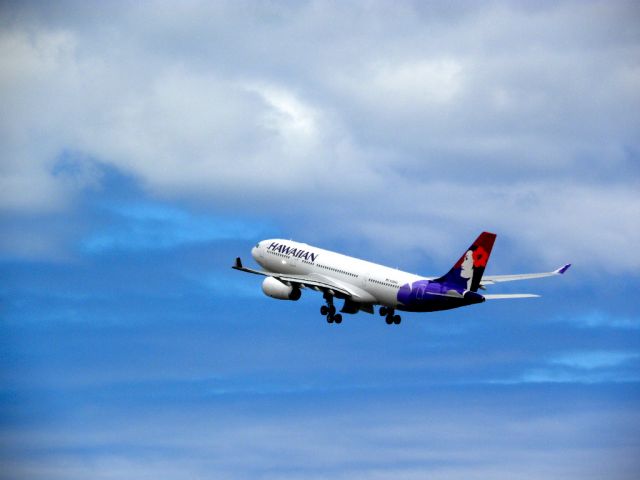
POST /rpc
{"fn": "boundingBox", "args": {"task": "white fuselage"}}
[252,239,425,308]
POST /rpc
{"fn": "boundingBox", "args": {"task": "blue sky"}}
[1,1,639,479]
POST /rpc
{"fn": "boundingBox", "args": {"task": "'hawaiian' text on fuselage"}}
[268,242,318,262]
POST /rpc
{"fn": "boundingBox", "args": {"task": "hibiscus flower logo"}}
[472,246,489,268]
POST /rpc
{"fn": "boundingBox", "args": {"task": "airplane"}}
[232,232,571,325]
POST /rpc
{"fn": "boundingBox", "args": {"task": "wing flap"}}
[277,274,354,298]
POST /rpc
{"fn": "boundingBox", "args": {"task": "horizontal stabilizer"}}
[483,293,540,300]
[482,263,571,285]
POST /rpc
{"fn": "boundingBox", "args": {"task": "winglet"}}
[233,257,243,270]
[555,263,571,275]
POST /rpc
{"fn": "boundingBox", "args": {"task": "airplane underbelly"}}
[397,291,485,312]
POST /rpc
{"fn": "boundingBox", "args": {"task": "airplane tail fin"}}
[435,232,497,292]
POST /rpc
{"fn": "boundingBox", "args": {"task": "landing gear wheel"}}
[322,293,337,324]
[384,306,397,325]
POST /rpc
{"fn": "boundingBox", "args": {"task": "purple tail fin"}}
[435,232,497,292]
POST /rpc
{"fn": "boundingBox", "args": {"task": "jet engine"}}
[261,276,301,300]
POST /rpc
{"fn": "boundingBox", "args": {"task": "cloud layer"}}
[1,0,639,270]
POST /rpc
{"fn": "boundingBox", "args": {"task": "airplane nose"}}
[251,246,258,260]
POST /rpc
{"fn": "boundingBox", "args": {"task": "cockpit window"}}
[255,243,260,248]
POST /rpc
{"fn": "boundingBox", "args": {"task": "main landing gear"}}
[379,306,401,325]
[321,293,342,324]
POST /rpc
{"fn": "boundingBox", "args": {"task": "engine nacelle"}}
[261,276,301,301]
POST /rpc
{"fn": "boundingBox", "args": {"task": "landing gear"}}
[381,306,401,325]
[320,304,336,316]
[322,293,341,324]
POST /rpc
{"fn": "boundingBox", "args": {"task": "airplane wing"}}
[232,257,355,298]
[232,257,271,276]
[481,263,571,286]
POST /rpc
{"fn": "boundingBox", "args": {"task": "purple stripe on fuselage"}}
[397,279,484,312]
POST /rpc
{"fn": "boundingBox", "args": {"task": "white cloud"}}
[343,58,465,110]
[0,29,79,212]
[551,350,639,369]
[557,312,640,330]
[245,82,320,147]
